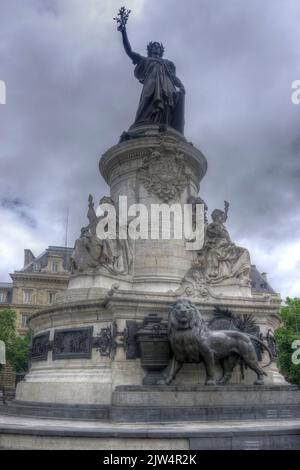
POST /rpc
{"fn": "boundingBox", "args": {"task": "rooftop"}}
[21,245,74,274]
[250,265,276,294]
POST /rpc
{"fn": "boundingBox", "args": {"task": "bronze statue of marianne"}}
[114,7,185,135]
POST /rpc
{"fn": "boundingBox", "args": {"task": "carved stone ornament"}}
[53,327,93,360]
[96,323,117,359]
[138,145,190,202]
[175,278,214,301]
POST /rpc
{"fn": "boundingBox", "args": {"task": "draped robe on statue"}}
[131,54,185,133]
[197,221,251,285]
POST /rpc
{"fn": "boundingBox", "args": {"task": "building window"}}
[21,314,30,329]
[0,292,5,303]
[33,263,40,272]
[48,292,57,305]
[52,262,58,273]
[23,290,33,304]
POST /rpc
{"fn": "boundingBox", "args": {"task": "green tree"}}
[280,297,300,332]
[0,308,30,373]
[11,332,31,372]
[275,297,300,385]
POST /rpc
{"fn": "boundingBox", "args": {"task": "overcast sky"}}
[0,0,300,298]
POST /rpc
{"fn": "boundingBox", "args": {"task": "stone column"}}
[99,130,207,292]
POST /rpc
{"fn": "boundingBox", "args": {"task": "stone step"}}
[111,384,300,422]
[0,401,110,420]
[1,413,300,449]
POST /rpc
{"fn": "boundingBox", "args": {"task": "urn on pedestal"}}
[136,314,171,385]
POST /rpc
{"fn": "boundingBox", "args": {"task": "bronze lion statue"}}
[163,299,272,386]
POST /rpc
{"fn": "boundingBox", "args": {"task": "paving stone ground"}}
[1,412,300,435]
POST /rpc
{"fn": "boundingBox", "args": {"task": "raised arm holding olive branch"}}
[114,7,138,62]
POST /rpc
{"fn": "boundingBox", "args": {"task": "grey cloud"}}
[0,0,300,296]
[1,197,36,228]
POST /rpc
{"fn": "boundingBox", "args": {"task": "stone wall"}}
[0,363,15,389]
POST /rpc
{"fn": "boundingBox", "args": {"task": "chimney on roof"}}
[261,272,268,282]
[24,249,35,268]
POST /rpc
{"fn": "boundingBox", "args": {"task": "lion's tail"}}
[248,334,273,368]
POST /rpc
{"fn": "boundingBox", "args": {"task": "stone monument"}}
[5,7,299,450]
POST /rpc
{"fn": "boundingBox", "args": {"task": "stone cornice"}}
[27,286,281,329]
[99,135,208,186]
[11,303,50,310]
[10,272,70,284]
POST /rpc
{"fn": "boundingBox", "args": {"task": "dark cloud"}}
[1,197,36,228]
[33,0,59,17]
[0,0,300,296]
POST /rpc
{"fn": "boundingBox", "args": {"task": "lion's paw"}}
[254,379,264,385]
[157,378,169,386]
[216,379,227,386]
[205,379,216,386]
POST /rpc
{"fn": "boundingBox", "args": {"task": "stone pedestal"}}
[16,289,284,406]
[111,384,300,422]
[16,126,285,410]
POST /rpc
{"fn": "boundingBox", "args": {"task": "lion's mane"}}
[168,299,207,363]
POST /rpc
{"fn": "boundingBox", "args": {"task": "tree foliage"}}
[0,309,30,372]
[280,297,300,331]
[275,298,300,385]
